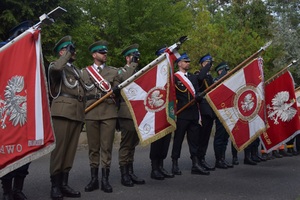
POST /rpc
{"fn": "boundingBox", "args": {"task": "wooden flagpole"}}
[85,55,167,113]
[176,41,272,115]
[265,59,298,85]
[85,36,188,113]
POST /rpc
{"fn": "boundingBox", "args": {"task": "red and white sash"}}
[174,71,201,124]
[86,65,111,92]
[174,71,195,97]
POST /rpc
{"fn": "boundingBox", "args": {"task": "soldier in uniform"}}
[213,62,234,169]
[48,36,84,200]
[0,21,33,200]
[171,53,209,176]
[117,44,145,187]
[195,53,216,171]
[149,46,174,180]
[82,41,121,193]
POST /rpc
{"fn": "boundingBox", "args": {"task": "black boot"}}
[50,174,63,200]
[215,150,227,169]
[287,148,299,156]
[60,172,81,198]
[12,176,27,200]
[272,150,283,158]
[191,156,210,175]
[172,159,182,175]
[261,152,270,160]
[222,152,233,168]
[251,147,261,162]
[158,159,174,178]
[279,149,293,157]
[120,165,134,186]
[244,150,257,165]
[101,168,112,193]
[151,160,164,180]
[215,158,227,169]
[199,157,215,171]
[2,178,13,200]
[232,156,239,165]
[128,163,145,184]
[84,168,99,192]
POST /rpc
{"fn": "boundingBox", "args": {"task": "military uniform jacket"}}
[49,52,85,122]
[197,65,215,118]
[117,63,138,119]
[82,64,121,120]
[175,72,200,121]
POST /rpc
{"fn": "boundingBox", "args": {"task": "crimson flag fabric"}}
[206,58,266,151]
[295,87,300,117]
[260,71,300,152]
[121,52,178,145]
[0,28,55,177]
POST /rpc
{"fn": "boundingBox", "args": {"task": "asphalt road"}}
[10,135,300,200]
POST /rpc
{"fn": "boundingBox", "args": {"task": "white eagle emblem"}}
[267,91,296,125]
[241,93,254,112]
[0,76,27,129]
[148,90,164,108]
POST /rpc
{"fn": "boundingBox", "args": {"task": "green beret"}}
[53,35,73,53]
[215,62,229,72]
[89,40,108,53]
[121,44,139,56]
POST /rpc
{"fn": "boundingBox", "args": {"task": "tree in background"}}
[185,0,273,77]
[266,0,300,83]
[75,0,193,67]
[0,0,299,82]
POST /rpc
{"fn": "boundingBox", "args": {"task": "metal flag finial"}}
[35,6,67,28]
[260,40,272,52]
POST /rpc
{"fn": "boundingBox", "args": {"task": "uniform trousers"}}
[171,118,200,159]
[86,118,116,168]
[1,163,30,180]
[296,134,300,151]
[213,118,229,156]
[150,134,172,160]
[197,115,214,159]
[50,117,82,175]
[118,119,139,166]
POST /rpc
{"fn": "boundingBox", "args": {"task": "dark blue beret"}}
[176,53,190,63]
[199,53,212,64]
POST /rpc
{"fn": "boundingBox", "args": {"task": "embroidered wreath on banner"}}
[145,87,166,113]
[267,91,296,125]
[234,85,261,121]
[0,76,27,129]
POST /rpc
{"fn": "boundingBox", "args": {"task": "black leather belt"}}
[59,93,85,102]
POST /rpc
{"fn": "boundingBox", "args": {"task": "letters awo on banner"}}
[206,58,266,151]
[121,53,176,145]
[260,71,300,153]
[0,28,55,177]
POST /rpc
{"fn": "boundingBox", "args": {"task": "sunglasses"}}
[96,51,107,54]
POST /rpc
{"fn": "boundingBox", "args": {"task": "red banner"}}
[121,52,177,145]
[295,87,300,116]
[0,28,55,177]
[206,58,266,151]
[260,71,300,152]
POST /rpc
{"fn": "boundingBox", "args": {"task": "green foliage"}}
[0,0,299,84]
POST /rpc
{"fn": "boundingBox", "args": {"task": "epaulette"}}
[118,67,127,75]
